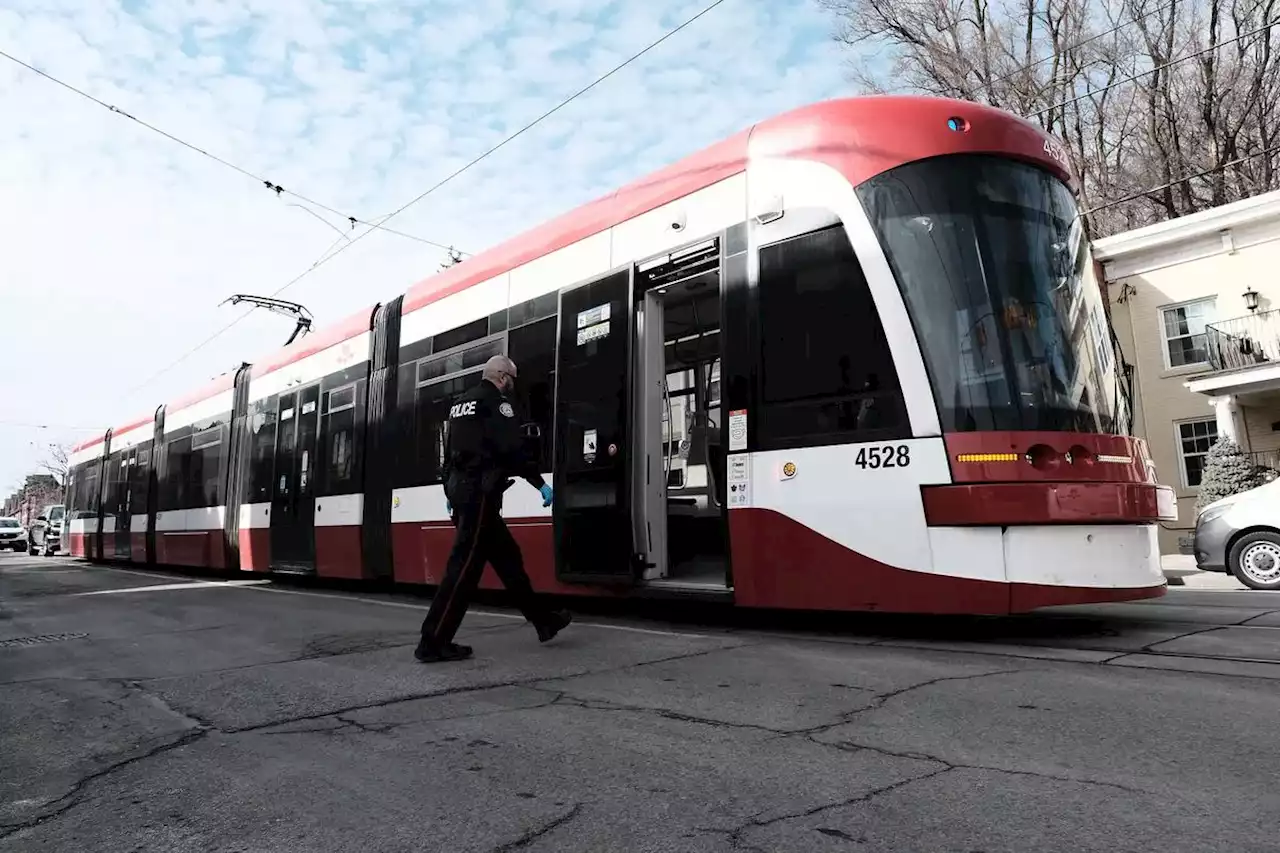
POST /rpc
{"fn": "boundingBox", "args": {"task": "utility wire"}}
[1086,142,1280,215]
[0,47,463,254]
[0,420,103,431]
[979,0,1178,94]
[123,0,731,398]
[1029,17,1279,118]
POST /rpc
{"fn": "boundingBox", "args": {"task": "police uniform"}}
[416,377,571,662]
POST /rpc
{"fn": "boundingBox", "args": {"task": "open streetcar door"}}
[551,269,638,584]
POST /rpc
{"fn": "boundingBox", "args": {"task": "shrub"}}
[1195,437,1264,514]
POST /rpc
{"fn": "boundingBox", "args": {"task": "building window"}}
[1161,298,1215,369]
[1178,417,1219,488]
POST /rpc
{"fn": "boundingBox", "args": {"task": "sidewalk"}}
[1161,554,1247,589]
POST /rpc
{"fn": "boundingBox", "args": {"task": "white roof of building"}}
[1091,188,1280,279]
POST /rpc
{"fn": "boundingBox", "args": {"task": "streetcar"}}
[64,95,1177,614]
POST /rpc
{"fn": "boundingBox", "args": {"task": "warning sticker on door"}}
[727,455,750,508]
[728,410,748,452]
[576,320,610,346]
[576,302,611,329]
[583,428,597,464]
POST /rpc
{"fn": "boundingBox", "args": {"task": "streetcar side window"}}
[321,384,360,495]
[400,336,507,488]
[191,423,224,507]
[247,398,278,504]
[129,444,151,516]
[160,436,192,511]
[412,375,473,486]
[757,224,908,448]
[506,315,557,472]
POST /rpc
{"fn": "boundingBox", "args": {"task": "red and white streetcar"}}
[64,95,1177,613]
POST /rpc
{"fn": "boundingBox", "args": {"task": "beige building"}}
[1095,189,1280,555]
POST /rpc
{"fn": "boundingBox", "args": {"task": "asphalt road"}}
[2,553,1279,853]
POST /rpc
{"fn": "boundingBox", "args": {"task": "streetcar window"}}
[858,155,1118,434]
[432,317,489,353]
[247,399,278,504]
[506,315,557,472]
[757,224,907,448]
[399,336,508,488]
[160,436,192,511]
[410,373,475,487]
[321,384,360,495]
[196,424,225,507]
[129,444,150,516]
[79,465,99,518]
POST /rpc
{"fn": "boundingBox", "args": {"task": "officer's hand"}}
[540,484,553,507]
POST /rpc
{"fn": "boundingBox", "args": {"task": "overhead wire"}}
[1086,142,1280,215]
[1028,17,1279,118]
[0,420,104,432]
[122,0,732,399]
[0,47,463,255]
[979,0,1178,95]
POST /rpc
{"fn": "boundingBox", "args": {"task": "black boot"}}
[535,610,573,643]
[415,641,474,663]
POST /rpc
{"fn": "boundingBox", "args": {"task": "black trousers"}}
[418,492,548,649]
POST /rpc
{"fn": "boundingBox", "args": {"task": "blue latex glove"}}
[445,498,452,516]
[540,484,554,507]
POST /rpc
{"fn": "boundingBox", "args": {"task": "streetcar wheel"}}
[1228,531,1280,591]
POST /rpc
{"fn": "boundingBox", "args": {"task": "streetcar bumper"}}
[999,522,1166,611]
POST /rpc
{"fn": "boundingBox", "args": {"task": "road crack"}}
[0,727,210,841]
[541,690,789,735]
[698,766,955,851]
[232,644,747,735]
[796,667,1024,737]
[493,803,584,851]
[818,737,1142,794]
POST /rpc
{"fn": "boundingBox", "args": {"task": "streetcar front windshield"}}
[857,155,1123,434]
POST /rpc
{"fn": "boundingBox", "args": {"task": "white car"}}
[1193,479,1280,590]
[0,517,28,551]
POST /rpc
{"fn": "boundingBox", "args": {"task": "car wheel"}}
[1228,531,1280,590]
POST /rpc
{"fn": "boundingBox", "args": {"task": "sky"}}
[0,0,856,495]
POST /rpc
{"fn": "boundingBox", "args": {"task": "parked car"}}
[1193,481,1280,590]
[0,517,28,551]
[27,504,64,557]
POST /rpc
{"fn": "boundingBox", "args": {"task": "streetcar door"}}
[269,385,320,573]
[114,449,134,559]
[551,269,637,583]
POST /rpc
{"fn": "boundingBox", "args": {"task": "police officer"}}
[415,354,572,663]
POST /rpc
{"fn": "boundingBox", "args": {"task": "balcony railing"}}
[1206,309,1280,371]
[1249,449,1280,483]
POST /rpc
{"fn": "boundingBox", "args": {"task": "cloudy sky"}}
[0,0,856,494]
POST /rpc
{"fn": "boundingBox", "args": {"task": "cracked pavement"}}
[2,554,1279,852]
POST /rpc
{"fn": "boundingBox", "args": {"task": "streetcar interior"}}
[634,239,729,590]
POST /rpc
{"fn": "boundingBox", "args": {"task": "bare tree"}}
[16,474,62,527]
[819,0,1280,235]
[40,442,69,488]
